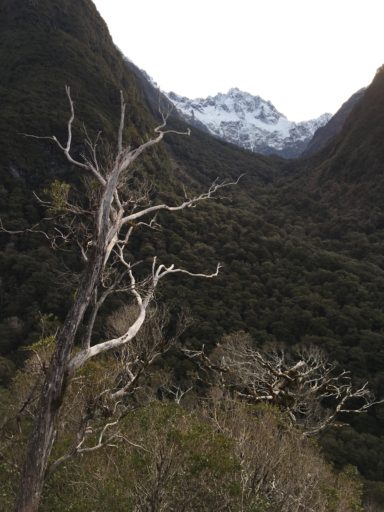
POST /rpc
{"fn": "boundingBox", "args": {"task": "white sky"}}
[92,0,384,121]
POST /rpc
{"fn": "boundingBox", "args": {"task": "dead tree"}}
[186,332,382,436]
[12,87,236,512]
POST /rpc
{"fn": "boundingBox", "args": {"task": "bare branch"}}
[22,86,106,186]
[121,176,243,225]
[188,333,382,435]
[0,218,52,242]
[68,257,220,373]
[118,90,126,155]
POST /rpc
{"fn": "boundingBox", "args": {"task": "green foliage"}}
[44,400,362,512]
[44,180,71,213]
[0,391,363,511]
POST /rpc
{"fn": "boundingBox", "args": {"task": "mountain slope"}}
[167,88,331,158]
[0,0,156,159]
[0,0,280,362]
[297,66,384,212]
[0,0,172,360]
[303,88,366,156]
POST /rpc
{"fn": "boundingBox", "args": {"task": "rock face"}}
[167,88,331,158]
[303,88,366,156]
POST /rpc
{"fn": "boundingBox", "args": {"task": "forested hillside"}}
[160,68,384,490]
[1,0,384,509]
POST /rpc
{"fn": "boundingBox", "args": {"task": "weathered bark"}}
[14,241,105,512]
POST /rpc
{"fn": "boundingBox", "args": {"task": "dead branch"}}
[187,332,383,435]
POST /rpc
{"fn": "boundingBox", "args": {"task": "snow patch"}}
[167,89,331,158]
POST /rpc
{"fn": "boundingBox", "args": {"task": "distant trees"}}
[7,87,236,512]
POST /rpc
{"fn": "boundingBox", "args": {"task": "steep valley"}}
[1,0,384,508]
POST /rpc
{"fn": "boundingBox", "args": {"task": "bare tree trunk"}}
[15,241,105,512]
[15,95,121,510]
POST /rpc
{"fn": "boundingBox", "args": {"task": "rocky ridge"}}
[167,88,331,158]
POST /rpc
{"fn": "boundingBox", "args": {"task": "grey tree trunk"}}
[14,239,105,512]
[14,117,122,510]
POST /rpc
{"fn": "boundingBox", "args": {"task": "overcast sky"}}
[92,0,383,121]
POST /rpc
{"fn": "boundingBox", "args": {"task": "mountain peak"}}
[166,89,331,158]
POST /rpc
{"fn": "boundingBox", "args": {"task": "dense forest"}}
[1,0,384,509]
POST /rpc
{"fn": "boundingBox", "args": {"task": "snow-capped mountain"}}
[167,88,331,158]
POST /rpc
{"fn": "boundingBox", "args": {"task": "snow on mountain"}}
[167,88,331,158]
